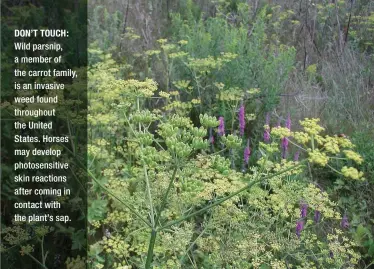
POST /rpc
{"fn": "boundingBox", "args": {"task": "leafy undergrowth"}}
[86,51,368,269]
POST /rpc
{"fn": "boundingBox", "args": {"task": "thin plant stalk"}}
[145,229,157,269]
[142,161,156,227]
[159,160,306,231]
[88,169,152,228]
[155,166,178,224]
[145,165,179,268]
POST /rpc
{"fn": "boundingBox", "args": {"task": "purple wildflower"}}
[218,116,225,136]
[244,146,251,164]
[266,113,270,125]
[264,129,270,142]
[314,210,321,223]
[209,128,214,144]
[341,214,349,229]
[238,105,245,136]
[282,137,289,148]
[300,202,308,218]
[294,151,300,161]
[281,137,289,159]
[296,220,304,239]
[285,113,291,130]
[281,114,291,159]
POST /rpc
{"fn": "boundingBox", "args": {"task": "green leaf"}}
[88,199,108,222]
[354,224,370,245]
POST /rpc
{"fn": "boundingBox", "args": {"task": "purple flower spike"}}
[281,114,291,159]
[341,214,349,229]
[282,137,289,148]
[296,220,304,239]
[264,129,270,142]
[265,113,270,125]
[209,128,214,144]
[218,116,225,136]
[314,210,321,223]
[300,202,308,218]
[281,138,289,159]
[286,113,291,130]
[294,151,300,161]
[244,146,251,164]
[238,105,245,136]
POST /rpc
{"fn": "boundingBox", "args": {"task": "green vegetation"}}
[86,1,374,268]
[1,0,373,268]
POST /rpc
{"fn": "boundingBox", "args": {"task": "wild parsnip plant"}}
[86,48,365,269]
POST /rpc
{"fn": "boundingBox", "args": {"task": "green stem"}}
[61,142,151,228]
[88,169,152,228]
[287,138,307,152]
[155,166,178,224]
[145,229,157,269]
[41,236,45,266]
[326,163,344,176]
[25,253,49,269]
[159,161,306,231]
[179,213,212,264]
[159,181,256,230]
[143,161,155,227]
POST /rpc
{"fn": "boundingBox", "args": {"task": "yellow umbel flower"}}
[178,40,188,45]
[20,245,34,256]
[159,91,170,98]
[343,150,363,164]
[293,131,309,144]
[145,50,161,56]
[157,38,168,44]
[300,118,324,135]
[324,136,340,154]
[259,142,279,153]
[341,166,364,180]
[191,98,201,104]
[315,134,326,145]
[271,126,292,138]
[308,149,329,166]
[66,255,86,269]
[337,136,355,148]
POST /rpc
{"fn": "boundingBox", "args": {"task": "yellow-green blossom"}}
[20,245,34,256]
[308,149,329,166]
[157,38,168,44]
[66,255,86,269]
[178,40,188,45]
[293,131,309,144]
[341,166,364,180]
[191,98,201,104]
[159,91,170,98]
[324,136,340,154]
[145,50,161,56]
[271,126,292,138]
[343,150,363,164]
[300,118,324,135]
[337,136,355,148]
